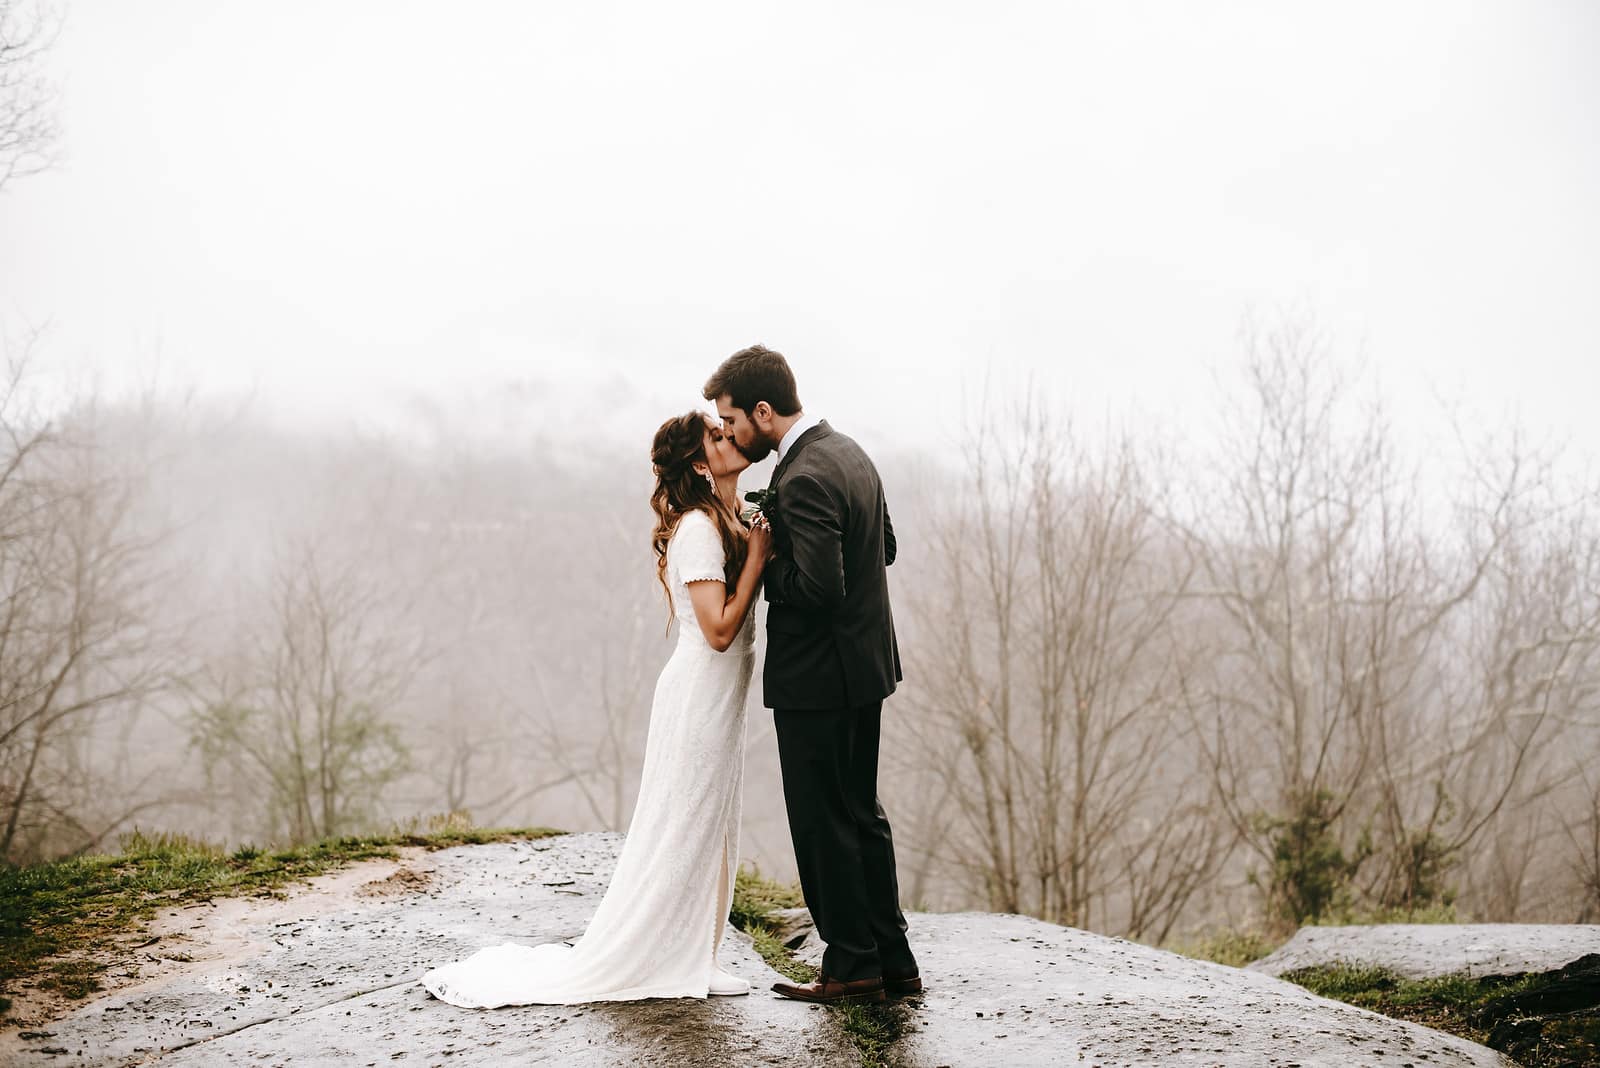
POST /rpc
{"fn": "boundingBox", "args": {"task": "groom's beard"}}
[735,436,774,464]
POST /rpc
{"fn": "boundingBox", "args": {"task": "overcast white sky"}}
[1,0,1596,460]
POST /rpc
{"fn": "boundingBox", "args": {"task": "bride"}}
[420,410,773,1007]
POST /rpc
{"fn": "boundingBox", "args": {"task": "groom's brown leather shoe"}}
[884,972,923,997]
[771,974,886,1005]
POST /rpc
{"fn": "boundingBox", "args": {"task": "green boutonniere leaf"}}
[742,487,776,524]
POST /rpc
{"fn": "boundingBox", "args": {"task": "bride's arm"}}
[686,521,772,652]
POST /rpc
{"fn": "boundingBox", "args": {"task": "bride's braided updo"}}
[650,411,748,625]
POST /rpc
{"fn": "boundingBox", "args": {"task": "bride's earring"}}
[702,469,716,490]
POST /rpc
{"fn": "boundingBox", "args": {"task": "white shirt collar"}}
[777,412,822,462]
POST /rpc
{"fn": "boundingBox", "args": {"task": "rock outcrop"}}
[782,910,1513,1066]
[3,833,1515,1066]
[1249,923,1600,981]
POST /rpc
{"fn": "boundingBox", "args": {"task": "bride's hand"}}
[746,514,774,567]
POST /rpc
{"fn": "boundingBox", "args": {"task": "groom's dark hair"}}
[703,345,802,417]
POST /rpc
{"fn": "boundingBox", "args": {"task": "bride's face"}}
[702,417,750,480]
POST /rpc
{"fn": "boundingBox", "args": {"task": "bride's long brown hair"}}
[650,411,748,625]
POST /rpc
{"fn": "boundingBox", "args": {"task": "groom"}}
[704,345,921,1006]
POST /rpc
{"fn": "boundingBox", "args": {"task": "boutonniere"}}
[742,487,777,524]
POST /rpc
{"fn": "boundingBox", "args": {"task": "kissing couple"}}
[421,344,921,1008]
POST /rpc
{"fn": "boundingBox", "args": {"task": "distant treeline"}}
[2,318,1596,945]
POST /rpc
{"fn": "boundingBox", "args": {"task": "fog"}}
[2,1,1598,941]
[4,1,1599,453]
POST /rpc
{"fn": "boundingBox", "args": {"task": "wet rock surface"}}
[1,833,855,1067]
[1249,924,1600,981]
[789,912,1515,1067]
[4,834,1523,1067]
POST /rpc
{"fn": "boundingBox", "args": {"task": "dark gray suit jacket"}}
[760,420,902,711]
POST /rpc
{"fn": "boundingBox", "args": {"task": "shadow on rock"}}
[1477,953,1600,1068]
[589,996,762,1066]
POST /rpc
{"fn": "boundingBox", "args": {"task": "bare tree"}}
[512,570,656,831]
[1178,317,1581,929]
[900,387,1230,939]
[0,0,61,191]
[423,688,583,830]
[0,342,176,864]
[188,541,419,845]
[1563,761,1600,923]
[1370,451,1600,914]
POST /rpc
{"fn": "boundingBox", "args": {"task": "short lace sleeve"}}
[669,510,727,585]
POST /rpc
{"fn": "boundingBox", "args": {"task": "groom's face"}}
[715,395,776,464]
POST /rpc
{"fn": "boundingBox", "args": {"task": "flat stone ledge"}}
[1248,924,1600,981]
[3,835,1524,1067]
[0,833,856,1067]
[788,910,1515,1067]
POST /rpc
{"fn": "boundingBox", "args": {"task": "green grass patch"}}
[730,864,804,930]
[1,819,561,1016]
[730,864,813,984]
[833,1001,903,1068]
[728,865,908,1068]
[1167,926,1279,968]
[1283,961,1600,1068]
[743,924,817,985]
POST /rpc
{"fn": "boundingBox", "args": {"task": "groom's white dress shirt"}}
[776,412,822,463]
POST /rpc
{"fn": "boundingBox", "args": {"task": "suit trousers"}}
[773,700,917,982]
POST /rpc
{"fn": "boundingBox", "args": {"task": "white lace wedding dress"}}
[420,508,756,1007]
